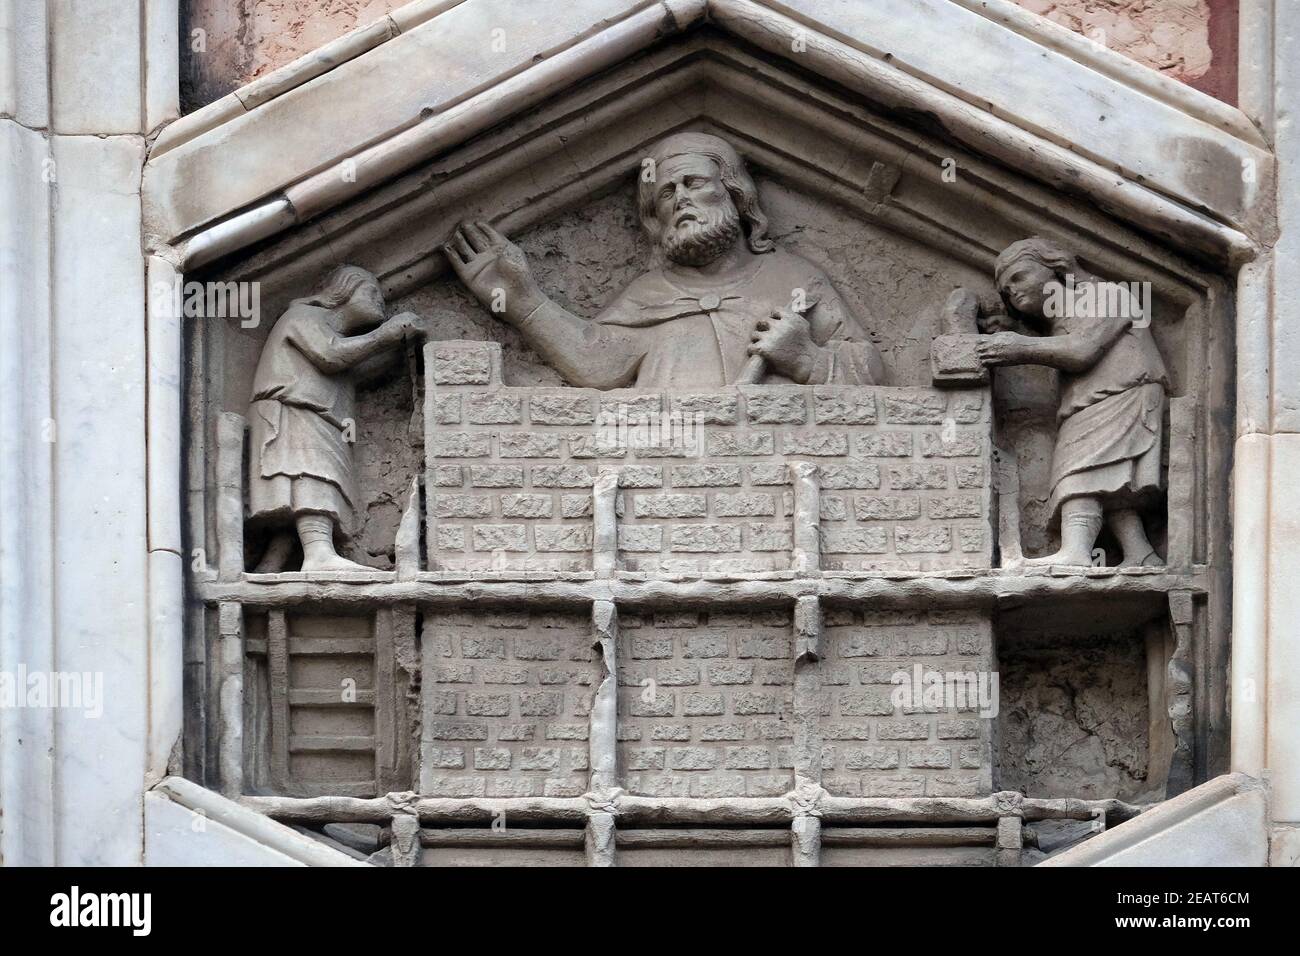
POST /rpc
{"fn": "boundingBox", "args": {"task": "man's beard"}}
[662,207,742,267]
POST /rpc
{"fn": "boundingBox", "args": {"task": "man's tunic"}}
[520,248,882,389]
[1047,315,1170,521]
[247,302,359,534]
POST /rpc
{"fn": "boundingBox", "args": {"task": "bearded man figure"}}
[444,131,883,388]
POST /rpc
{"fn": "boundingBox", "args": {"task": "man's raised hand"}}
[443,220,544,323]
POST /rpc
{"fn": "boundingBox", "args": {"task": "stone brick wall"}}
[420,607,599,797]
[416,601,995,799]
[424,342,993,574]
[616,606,797,798]
[820,606,993,798]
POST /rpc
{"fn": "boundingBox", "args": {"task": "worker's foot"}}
[1120,549,1165,569]
[301,550,371,573]
[1023,547,1094,567]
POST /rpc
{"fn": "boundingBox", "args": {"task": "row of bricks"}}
[425,660,995,694]
[821,775,988,799]
[421,721,579,742]
[614,776,796,799]
[823,630,987,657]
[608,718,983,742]
[620,744,982,772]
[426,691,590,719]
[611,717,977,742]
[615,662,986,686]
[428,636,592,661]
[418,774,991,800]
[421,718,804,745]
[427,719,591,740]
[426,385,985,427]
[426,422,980,462]
[427,461,982,489]
[425,716,980,743]
[424,685,985,721]
[423,609,982,627]
[620,632,981,660]
[421,686,977,723]
[432,522,984,554]
[432,491,984,520]
[424,631,984,661]
[428,663,594,684]
[617,610,978,627]
[622,691,791,717]
[425,746,589,772]
[619,692,982,719]
[428,430,986,460]
[423,776,587,798]
[424,684,983,725]
[618,661,791,686]
[620,773,985,799]
[433,556,588,572]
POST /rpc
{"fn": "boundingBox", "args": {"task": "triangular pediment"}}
[166,0,1247,825]
[144,0,1269,277]
[196,30,1214,343]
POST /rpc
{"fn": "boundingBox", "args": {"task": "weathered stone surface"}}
[133,0,1259,873]
[998,630,1150,801]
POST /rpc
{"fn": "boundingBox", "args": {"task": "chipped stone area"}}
[352,373,421,569]
[996,629,1151,801]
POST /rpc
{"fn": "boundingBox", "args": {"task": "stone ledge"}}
[196,569,1207,610]
[239,789,1147,827]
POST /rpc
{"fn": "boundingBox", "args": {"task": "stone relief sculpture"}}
[145,0,1249,868]
[961,237,1169,568]
[247,266,428,572]
[443,132,884,389]
[198,117,1199,860]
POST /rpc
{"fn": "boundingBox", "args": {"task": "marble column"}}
[1236,0,1300,864]
[0,0,178,866]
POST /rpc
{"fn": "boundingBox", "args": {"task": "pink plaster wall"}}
[1015,0,1237,102]
[179,1,1238,112]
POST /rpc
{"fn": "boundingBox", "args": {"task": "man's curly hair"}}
[637,131,774,256]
